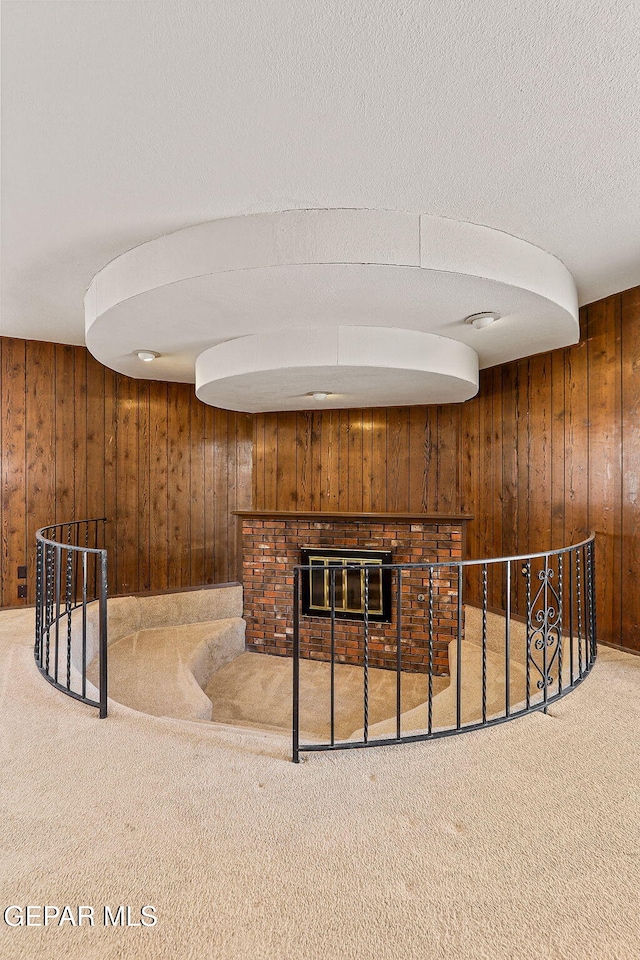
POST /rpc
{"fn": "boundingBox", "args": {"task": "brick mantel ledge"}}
[233,511,474,523]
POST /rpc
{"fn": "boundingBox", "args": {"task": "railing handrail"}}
[292,532,596,573]
[36,517,108,556]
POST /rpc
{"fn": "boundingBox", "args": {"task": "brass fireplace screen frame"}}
[300,548,392,622]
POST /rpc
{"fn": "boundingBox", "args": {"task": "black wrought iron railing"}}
[292,534,596,762]
[34,518,108,717]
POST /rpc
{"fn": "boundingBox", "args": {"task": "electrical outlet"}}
[17,585,27,599]
[17,565,27,579]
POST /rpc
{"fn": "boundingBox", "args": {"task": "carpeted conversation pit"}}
[85,589,577,746]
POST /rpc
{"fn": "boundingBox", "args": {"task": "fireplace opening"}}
[300,548,392,622]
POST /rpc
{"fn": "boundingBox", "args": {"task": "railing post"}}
[505,560,511,718]
[292,568,300,763]
[98,550,108,719]
[588,539,597,661]
[396,568,402,742]
[456,565,463,730]
[54,544,62,683]
[330,567,335,747]
[35,540,43,663]
[363,567,370,744]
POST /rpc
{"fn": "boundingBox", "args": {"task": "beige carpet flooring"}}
[205,652,450,740]
[1,606,639,960]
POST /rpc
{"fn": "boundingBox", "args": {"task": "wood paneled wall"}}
[254,286,640,652]
[0,339,252,607]
[2,286,638,651]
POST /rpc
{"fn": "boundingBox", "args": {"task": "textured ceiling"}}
[2,0,640,346]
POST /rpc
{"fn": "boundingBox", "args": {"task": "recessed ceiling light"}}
[310,392,330,401]
[136,350,159,362]
[464,312,499,330]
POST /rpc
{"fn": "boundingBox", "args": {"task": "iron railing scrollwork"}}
[292,534,597,762]
[34,519,108,717]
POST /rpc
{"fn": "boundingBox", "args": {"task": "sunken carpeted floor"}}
[205,651,450,739]
[1,606,639,960]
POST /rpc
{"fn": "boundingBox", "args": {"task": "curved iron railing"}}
[292,534,596,762]
[34,518,108,717]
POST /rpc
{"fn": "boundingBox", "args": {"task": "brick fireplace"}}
[235,512,472,675]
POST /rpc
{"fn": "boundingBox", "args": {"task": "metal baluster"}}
[35,541,43,663]
[568,549,574,686]
[557,554,563,695]
[363,568,370,744]
[94,521,99,602]
[456,566,463,730]
[576,550,583,677]
[396,568,402,742]
[586,542,596,661]
[330,567,335,747]
[525,560,531,709]
[505,561,511,718]
[98,550,108,720]
[54,545,62,683]
[82,551,88,699]
[482,563,488,723]
[428,567,434,736]
[542,555,549,712]
[65,547,73,689]
[45,543,53,673]
[73,523,80,606]
[292,568,300,762]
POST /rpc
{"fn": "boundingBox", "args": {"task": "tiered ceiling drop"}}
[85,209,579,412]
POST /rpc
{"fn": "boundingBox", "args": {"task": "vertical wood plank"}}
[137,380,151,590]
[587,296,622,647]
[166,384,190,588]
[408,406,427,513]
[550,348,566,550]
[297,412,312,509]
[202,402,216,584]
[347,409,363,512]
[621,286,640,650]
[436,405,460,513]
[114,374,139,594]
[103,368,118,577]
[25,342,56,602]
[424,407,438,512]
[2,339,27,607]
[474,371,491,561]
[322,411,340,511]
[528,355,552,553]
[310,411,323,512]
[361,408,374,512]
[189,393,205,587]
[149,380,169,591]
[337,410,350,511]
[73,346,88,529]
[54,344,75,525]
[275,413,298,510]
[233,412,254,581]
[85,351,106,521]
[564,316,589,547]
[263,414,278,511]
[460,392,480,555]
[252,414,264,509]
[212,407,228,583]
[225,411,239,583]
